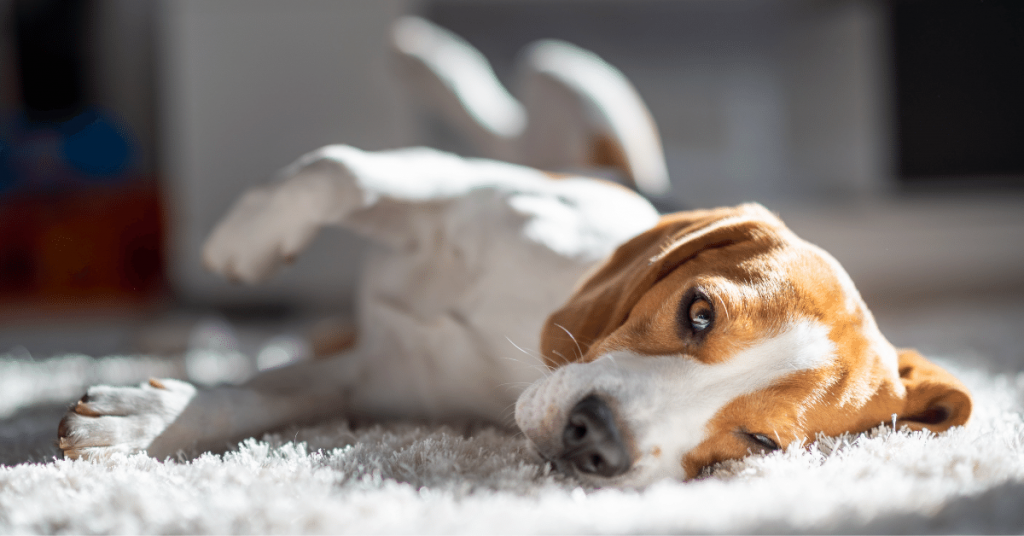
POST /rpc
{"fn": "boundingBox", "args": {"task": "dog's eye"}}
[747,433,779,451]
[677,289,716,340]
[688,297,714,333]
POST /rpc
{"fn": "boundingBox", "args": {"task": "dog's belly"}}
[342,186,648,422]
[344,269,575,422]
[346,301,547,423]
[346,221,590,422]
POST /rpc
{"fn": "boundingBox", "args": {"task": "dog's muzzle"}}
[560,394,631,478]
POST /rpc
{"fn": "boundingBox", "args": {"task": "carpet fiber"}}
[2,351,1024,534]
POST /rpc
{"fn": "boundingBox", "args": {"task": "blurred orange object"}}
[0,180,166,317]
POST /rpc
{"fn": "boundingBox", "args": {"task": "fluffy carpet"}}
[2,350,1024,534]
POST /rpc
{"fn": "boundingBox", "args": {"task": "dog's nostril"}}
[567,420,587,442]
[560,395,630,478]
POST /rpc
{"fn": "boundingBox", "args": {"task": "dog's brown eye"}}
[678,289,715,339]
[688,298,713,333]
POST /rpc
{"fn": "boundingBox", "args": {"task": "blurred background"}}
[0,0,1022,373]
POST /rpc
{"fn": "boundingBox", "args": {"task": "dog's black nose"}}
[561,395,631,477]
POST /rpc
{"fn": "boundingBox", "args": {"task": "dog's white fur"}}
[59,145,660,464]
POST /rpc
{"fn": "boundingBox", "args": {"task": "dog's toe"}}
[57,379,196,460]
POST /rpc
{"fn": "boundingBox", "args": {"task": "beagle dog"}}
[57,19,971,487]
[57,145,971,487]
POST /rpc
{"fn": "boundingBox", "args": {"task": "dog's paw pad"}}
[58,379,196,460]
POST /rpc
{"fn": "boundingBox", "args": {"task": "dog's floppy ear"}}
[895,349,972,432]
[540,203,783,367]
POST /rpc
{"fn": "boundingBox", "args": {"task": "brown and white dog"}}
[56,145,972,486]
[57,20,971,488]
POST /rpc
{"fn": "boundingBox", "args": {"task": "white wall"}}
[427,0,892,207]
[159,0,414,308]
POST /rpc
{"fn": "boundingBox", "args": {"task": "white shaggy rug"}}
[2,350,1024,534]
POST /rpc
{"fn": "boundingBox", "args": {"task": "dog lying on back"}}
[58,19,970,487]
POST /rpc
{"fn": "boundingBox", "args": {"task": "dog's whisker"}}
[553,323,585,361]
[503,338,554,377]
[715,294,730,322]
[499,355,552,378]
[505,337,542,359]
[496,381,534,391]
[499,403,521,428]
[551,349,571,365]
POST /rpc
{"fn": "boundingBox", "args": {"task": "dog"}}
[57,20,971,488]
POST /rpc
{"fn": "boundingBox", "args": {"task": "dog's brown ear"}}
[895,349,972,432]
[540,203,783,367]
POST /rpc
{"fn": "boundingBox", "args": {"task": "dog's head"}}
[515,203,971,486]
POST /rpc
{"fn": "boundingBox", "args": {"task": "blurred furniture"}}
[0,0,166,317]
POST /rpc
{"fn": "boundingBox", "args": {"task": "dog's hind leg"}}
[390,16,524,161]
[389,16,670,199]
[514,40,670,197]
[59,349,367,460]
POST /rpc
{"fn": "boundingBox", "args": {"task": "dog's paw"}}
[58,378,196,460]
[203,150,374,283]
[202,182,326,283]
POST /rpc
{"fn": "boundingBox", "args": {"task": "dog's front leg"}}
[59,352,363,460]
[201,151,366,284]
[202,145,558,283]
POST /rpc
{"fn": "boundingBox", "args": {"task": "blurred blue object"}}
[60,108,133,178]
[0,107,135,194]
[0,140,12,193]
